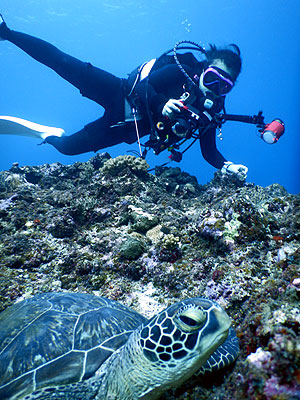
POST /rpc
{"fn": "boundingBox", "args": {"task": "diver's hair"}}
[205,44,242,81]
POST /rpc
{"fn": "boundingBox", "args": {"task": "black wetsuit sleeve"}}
[135,64,191,115]
[199,126,227,169]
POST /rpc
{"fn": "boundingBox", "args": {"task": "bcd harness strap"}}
[110,59,156,126]
[110,59,157,156]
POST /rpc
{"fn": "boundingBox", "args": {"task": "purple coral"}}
[264,376,300,399]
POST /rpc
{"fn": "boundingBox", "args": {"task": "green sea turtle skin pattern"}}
[0,293,239,400]
[0,292,146,400]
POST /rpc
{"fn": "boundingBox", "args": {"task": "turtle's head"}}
[138,297,233,398]
[101,298,236,400]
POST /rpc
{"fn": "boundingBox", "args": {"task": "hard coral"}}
[100,155,149,177]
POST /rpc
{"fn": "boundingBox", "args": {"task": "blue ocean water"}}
[0,0,299,194]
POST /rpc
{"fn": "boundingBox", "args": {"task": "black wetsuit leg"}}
[4,29,121,106]
[46,113,129,156]
[3,29,130,155]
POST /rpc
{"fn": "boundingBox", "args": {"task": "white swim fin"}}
[0,116,65,139]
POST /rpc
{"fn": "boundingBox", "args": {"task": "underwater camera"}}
[149,107,285,163]
[160,106,285,144]
[171,103,212,139]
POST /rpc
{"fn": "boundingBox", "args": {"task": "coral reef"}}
[0,153,299,399]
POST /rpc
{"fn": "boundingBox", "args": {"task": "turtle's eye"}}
[178,315,198,327]
[175,305,207,332]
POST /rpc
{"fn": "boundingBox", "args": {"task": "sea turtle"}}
[0,292,239,400]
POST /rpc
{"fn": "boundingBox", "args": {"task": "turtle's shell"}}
[0,292,146,400]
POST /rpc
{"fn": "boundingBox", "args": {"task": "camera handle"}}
[215,110,265,128]
[215,111,285,144]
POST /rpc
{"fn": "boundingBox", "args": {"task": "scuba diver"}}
[0,15,283,180]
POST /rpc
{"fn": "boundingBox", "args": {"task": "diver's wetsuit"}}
[0,25,227,169]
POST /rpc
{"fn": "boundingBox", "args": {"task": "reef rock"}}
[0,153,299,399]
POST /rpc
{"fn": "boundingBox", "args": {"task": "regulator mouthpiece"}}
[261,119,285,144]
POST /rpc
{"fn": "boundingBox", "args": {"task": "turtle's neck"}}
[94,329,173,400]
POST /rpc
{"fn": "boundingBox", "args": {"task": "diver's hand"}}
[221,161,248,180]
[162,99,183,119]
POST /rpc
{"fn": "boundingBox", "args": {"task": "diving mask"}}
[202,66,234,96]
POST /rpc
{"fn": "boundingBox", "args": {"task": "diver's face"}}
[199,59,234,97]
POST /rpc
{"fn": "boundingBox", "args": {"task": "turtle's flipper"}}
[0,116,65,139]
